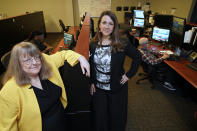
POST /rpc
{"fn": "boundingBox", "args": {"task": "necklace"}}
[101,39,111,45]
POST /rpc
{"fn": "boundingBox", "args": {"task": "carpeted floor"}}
[124,57,197,131]
[45,33,197,131]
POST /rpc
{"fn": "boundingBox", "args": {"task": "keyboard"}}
[186,63,197,72]
[159,50,174,55]
[166,55,179,61]
[151,42,162,46]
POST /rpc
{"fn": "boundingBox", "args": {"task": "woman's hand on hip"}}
[120,74,129,84]
[90,84,96,95]
[78,56,90,77]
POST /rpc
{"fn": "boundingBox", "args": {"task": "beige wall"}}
[149,0,193,19]
[112,0,145,23]
[112,0,192,23]
[92,0,193,32]
[0,0,74,32]
[73,0,80,26]
[0,0,193,32]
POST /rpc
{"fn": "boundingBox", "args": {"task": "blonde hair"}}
[2,42,52,86]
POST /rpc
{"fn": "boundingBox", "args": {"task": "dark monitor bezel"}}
[154,14,173,29]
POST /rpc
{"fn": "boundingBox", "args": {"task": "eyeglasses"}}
[22,56,41,65]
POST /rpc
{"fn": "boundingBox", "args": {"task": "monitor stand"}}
[165,43,174,50]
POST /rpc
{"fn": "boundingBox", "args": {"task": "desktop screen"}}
[172,16,186,35]
[134,10,144,18]
[64,32,73,44]
[152,27,170,42]
[168,16,186,48]
[133,18,144,27]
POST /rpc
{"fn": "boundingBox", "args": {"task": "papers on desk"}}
[184,30,193,43]
[159,50,174,55]
[184,27,197,45]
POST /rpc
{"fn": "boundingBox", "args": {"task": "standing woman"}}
[0,42,89,131]
[89,11,141,131]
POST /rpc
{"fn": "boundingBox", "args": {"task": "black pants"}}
[92,86,128,131]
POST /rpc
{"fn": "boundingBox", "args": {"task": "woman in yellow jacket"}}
[0,42,90,131]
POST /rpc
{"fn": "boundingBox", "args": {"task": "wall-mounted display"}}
[116,6,122,11]
[123,6,129,11]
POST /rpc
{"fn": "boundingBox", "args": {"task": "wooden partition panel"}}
[75,13,90,59]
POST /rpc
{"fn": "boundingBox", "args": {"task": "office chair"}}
[68,35,76,50]
[136,61,158,87]
[75,30,80,41]
[136,61,150,84]
[126,30,139,48]
[59,19,70,32]
[1,51,11,69]
[136,62,167,89]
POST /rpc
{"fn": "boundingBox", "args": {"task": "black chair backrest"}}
[75,30,80,41]
[59,19,69,32]
[1,51,11,69]
[126,30,139,48]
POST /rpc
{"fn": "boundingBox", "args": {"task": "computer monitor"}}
[168,16,186,49]
[152,27,170,42]
[123,6,129,11]
[64,32,74,45]
[154,15,173,29]
[134,10,144,18]
[133,18,144,28]
[172,16,186,35]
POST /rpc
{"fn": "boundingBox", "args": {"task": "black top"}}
[31,80,65,131]
[89,38,141,92]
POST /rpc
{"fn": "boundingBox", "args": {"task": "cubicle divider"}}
[75,13,90,59]
[0,11,46,74]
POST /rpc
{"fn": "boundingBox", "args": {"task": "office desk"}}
[164,59,197,88]
[130,31,197,89]
[129,32,140,40]
[148,44,197,89]
[52,26,79,53]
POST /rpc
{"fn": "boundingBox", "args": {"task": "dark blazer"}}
[89,38,141,92]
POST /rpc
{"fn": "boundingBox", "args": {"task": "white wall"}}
[0,0,74,32]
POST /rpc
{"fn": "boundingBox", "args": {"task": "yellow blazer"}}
[0,50,81,131]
